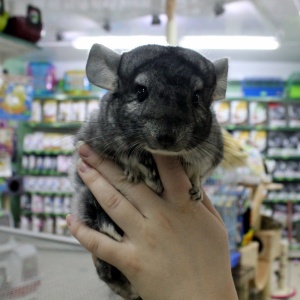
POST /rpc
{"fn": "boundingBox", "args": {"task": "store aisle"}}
[37,250,122,300]
[20,249,300,300]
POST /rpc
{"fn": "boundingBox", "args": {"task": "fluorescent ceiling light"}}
[180,36,279,50]
[72,35,279,51]
[72,35,168,50]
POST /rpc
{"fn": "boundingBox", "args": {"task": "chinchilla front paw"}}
[189,186,203,201]
[124,168,141,183]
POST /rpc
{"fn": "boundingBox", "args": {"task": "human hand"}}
[67,144,238,300]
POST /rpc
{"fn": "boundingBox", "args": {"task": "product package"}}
[268,103,287,127]
[0,75,33,120]
[214,101,230,125]
[230,101,248,125]
[4,4,42,43]
[42,99,57,123]
[267,131,285,156]
[0,0,9,32]
[250,131,267,152]
[233,131,250,147]
[57,100,73,122]
[242,78,284,97]
[288,103,300,127]
[72,101,87,122]
[249,102,267,126]
[30,99,42,122]
[63,70,91,95]
[286,73,300,99]
[27,62,56,95]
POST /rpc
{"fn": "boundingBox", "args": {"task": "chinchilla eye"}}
[192,90,201,105]
[135,84,148,102]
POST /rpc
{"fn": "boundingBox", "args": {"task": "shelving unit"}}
[225,125,300,131]
[217,94,300,249]
[0,32,40,63]
[14,93,101,234]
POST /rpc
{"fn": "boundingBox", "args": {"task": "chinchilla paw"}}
[124,169,141,183]
[189,186,203,201]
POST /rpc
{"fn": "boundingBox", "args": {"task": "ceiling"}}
[5,0,300,62]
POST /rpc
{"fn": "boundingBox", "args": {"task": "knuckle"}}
[71,223,100,254]
[116,175,131,191]
[104,192,122,210]
[123,253,141,274]
[86,235,100,253]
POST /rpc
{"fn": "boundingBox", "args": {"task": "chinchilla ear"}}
[212,58,228,101]
[86,43,121,91]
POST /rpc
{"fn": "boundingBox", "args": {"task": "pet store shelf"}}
[266,155,300,160]
[290,242,300,251]
[24,191,73,197]
[264,199,300,204]
[33,94,100,101]
[226,97,300,102]
[225,125,300,131]
[21,170,68,176]
[26,122,82,130]
[21,211,68,218]
[23,150,74,156]
[273,177,300,182]
[0,32,40,63]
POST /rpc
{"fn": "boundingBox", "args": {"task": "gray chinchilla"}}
[73,44,228,300]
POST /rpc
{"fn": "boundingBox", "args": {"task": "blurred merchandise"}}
[249,102,267,126]
[241,78,284,97]
[268,103,287,127]
[250,131,267,152]
[231,101,248,125]
[27,62,56,95]
[0,0,9,32]
[214,101,230,125]
[286,73,300,99]
[0,124,14,177]
[288,103,300,127]
[63,70,91,95]
[3,4,42,43]
[0,75,33,120]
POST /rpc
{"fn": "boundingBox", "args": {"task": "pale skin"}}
[67,143,238,300]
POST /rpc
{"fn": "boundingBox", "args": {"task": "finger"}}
[201,192,225,227]
[77,159,144,235]
[77,142,161,215]
[153,154,192,204]
[66,214,124,267]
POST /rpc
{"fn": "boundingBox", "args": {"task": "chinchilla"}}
[72,43,228,300]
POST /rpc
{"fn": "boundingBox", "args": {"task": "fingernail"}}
[78,143,93,158]
[78,158,90,173]
[76,141,85,150]
[66,214,74,226]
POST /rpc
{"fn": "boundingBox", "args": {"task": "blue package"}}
[242,78,284,97]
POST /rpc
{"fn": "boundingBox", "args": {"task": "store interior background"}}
[1,0,300,300]
[3,0,300,77]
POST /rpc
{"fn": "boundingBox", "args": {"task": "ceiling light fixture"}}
[103,20,111,32]
[72,35,279,51]
[180,36,279,50]
[214,1,225,16]
[151,14,161,25]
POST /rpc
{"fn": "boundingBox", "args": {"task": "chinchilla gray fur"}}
[73,43,228,300]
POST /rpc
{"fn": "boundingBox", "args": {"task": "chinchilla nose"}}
[156,134,176,148]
